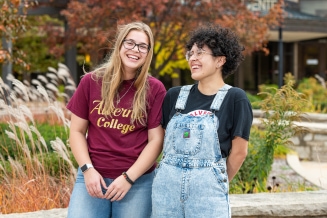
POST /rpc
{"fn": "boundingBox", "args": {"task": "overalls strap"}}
[175,85,193,111]
[175,84,232,111]
[210,84,232,111]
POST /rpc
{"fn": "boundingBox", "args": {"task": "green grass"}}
[0,122,69,159]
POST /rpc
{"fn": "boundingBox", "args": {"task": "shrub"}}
[296,77,327,113]
[230,73,309,193]
[0,122,69,159]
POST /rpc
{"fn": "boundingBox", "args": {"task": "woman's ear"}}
[216,56,226,68]
[219,56,226,65]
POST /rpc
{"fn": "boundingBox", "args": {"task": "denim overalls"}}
[152,84,232,218]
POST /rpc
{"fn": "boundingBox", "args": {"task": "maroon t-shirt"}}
[66,73,166,178]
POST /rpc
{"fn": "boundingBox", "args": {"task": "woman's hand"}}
[84,168,108,198]
[105,175,132,201]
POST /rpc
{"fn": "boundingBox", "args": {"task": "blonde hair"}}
[92,21,154,126]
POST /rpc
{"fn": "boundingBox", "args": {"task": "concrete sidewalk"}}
[287,154,327,190]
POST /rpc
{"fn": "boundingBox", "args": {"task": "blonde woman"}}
[67,21,166,218]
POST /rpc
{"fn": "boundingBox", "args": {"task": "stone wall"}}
[231,190,327,218]
[1,190,326,218]
[253,110,327,162]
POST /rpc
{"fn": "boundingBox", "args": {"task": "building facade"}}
[239,0,327,91]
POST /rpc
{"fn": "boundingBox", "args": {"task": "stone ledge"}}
[231,190,327,218]
[253,110,327,123]
[1,191,326,218]
[253,118,327,134]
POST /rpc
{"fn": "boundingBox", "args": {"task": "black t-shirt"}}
[161,84,253,158]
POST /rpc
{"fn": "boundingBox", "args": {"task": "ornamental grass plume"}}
[0,64,76,214]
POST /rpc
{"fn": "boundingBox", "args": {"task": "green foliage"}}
[0,121,74,181]
[0,150,77,178]
[246,92,262,109]
[258,83,279,96]
[13,15,64,74]
[247,84,279,110]
[247,76,327,114]
[296,77,327,113]
[273,144,291,159]
[40,151,77,178]
[230,73,309,193]
[229,126,263,194]
[0,122,69,159]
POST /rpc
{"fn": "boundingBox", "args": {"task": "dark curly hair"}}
[186,24,245,78]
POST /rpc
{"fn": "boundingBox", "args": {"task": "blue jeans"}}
[152,161,230,218]
[67,169,154,218]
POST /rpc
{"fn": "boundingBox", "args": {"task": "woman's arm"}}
[126,125,164,179]
[226,136,248,182]
[69,114,90,167]
[106,125,164,201]
[70,113,107,198]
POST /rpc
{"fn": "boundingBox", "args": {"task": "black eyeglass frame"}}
[122,39,151,53]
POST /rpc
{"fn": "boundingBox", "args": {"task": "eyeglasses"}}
[185,49,213,61]
[122,39,150,54]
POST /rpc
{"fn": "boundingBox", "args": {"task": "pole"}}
[64,20,78,85]
[1,36,13,104]
[278,26,283,88]
[1,36,13,90]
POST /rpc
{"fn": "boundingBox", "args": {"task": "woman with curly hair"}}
[152,24,253,218]
[66,21,166,218]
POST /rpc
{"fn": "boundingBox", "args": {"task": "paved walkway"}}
[287,154,327,190]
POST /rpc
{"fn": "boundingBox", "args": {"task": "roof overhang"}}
[268,30,327,42]
[268,18,327,42]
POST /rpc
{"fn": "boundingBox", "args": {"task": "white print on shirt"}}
[187,110,219,128]
[187,110,212,116]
